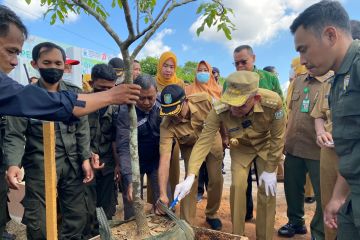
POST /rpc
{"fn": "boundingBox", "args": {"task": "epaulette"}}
[213,100,229,114]
[259,89,281,110]
[188,92,211,103]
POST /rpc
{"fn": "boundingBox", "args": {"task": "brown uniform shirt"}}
[285,72,332,160]
[159,93,222,158]
[187,88,285,174]
[311,79,333,133]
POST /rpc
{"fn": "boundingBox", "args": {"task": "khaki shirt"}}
[285,72,332,160]
[188,88,285,174]
[311,79,333,133]
[159,93,222,162]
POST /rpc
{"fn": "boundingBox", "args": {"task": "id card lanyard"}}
[300,87,310,113]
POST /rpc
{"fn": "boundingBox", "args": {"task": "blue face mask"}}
[196,72,210,83]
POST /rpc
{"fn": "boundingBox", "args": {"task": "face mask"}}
[39,68,64,84]
[196,72,210,83]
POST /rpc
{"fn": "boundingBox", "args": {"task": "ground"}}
[6,150,317,239]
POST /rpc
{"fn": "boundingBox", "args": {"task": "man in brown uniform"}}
[278,71,333,239]
[311,76,339,240]
[156,84,224,230]
[175,71,285,239]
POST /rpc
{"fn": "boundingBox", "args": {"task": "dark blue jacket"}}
[0,72,79,122]
[116,103,161,186]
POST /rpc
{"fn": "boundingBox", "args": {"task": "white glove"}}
[174,174,195,201]
[258,171,277,196]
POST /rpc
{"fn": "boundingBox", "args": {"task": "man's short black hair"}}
[108,57,124,69]
[351,20,360,40]
[290,0,351,37]
[0,5,28,39]
[91,64,117,82]
[32,42,66,63]
[263,66,276,73]
[134,74,156,90]
[233,45,253,55]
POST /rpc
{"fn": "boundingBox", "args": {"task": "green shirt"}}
[3,80,91,178]
[223,67,284,99]
[88,105,118,176]
[329,39,360,219]
[329,40,360,153]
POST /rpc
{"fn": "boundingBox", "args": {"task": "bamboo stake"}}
[43,122,57,240]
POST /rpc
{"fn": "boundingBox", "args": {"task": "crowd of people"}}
[0,1,360,240]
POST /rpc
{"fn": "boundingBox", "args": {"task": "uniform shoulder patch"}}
[213,100,229,114]
[259,89,281,110]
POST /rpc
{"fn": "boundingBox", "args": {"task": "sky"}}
[3,0,360,90]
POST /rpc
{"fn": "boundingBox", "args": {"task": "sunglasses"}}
[233,59,248,67]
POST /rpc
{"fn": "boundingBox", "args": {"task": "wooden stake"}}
[43,122,57,240]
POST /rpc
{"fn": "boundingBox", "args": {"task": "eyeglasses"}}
[233,59,248,67]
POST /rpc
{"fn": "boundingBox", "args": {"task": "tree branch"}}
[136,0,140,35]
[132,0,171,43]
[131,0,195,59]
[73,0,123,47]
[121,0,135,40]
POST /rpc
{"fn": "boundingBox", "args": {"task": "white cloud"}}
[137,28,173,59]
[182,44,189,51]
[189,0,345,50]
[4,0,79,23]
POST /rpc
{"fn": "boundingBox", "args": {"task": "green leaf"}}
[25,0,31,4]
[196,24,205,36]
[50,13,57,25]
[57,10,65,23]
[222,26,232,40]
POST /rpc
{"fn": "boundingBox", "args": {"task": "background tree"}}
[25,0,234,237]
[176,61,198,83]
[139,56,158,76]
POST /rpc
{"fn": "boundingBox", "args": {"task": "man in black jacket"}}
[116,74,170,219]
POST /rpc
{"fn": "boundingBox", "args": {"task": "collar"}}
[304,73,327,83]
[187,100,198,115]
[253,101,264,113]
[337,40,360,75]
[37,79,67,90]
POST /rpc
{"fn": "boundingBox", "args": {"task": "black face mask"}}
[39,68,64,84]
[93,88,103,93]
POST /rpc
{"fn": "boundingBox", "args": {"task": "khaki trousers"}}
[179,145,223,225]
[320,147,339,240]
[230,154,276,239]
[305,174,314,197]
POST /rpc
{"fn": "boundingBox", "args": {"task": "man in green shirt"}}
[290,1,360,239]
[4,42,93,240]
[228,44,284,221]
